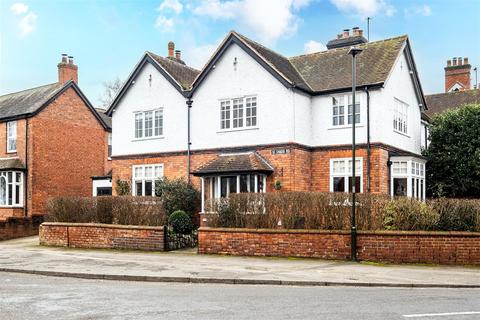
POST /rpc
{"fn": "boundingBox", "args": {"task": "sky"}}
[1,0,479,107]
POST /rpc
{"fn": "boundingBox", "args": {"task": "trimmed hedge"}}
[168,210,194,234]
[208,192,480,232]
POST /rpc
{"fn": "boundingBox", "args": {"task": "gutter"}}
[24,118,29,217]
[365,87,371,193]
[186,98,193,183]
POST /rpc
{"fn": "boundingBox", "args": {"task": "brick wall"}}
[40,222,165,251]
[445,66,471,92]
[198,228,480,265]
[0,215,44,241]
[29,87,106,214]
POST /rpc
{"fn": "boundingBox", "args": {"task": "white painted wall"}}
[111,62,188,157]
[190,43,310,150]
[92,179,112,196]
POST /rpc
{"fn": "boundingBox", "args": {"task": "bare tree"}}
[99,77,123,109]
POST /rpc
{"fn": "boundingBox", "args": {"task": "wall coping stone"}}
[198,227,480,237]
[41,222,164,231]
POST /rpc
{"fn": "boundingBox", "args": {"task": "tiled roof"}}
[289,36,408,92]
[147,52,200,90]
[0,158,26,170]
[233,32,311,91]
[193,152,274,176]
[95,108,112,129]
[0,83,63,120]
[425,89,480,116]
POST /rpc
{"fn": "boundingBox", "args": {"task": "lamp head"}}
[348,46,363,56]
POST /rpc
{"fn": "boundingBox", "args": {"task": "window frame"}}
[390,157,425,201]
[0,171,23,207]
[393,98,409,135]
[329,157,363,193]
[133,108,164,140]
[331,94,361,128]
[131,164,164,197]
[219,96,257,131]
[6,121,17,153]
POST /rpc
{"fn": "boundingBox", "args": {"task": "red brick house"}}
[0,55,110,220]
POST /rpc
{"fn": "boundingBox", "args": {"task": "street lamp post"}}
[348,46,363,262]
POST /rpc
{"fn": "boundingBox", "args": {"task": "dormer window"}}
[7,121,17,153]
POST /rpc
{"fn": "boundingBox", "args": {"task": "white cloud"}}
[158,0,183,14]
[404,4,432,17]
[330,0,393,18]
[19,12,37,36]
[192,0,312,44]
[155,15,174,32]
[10,3,28,15]
[304,40,326,54]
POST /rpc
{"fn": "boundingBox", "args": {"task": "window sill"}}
[132,136,165,142]
[0,205,23,209]
[217,127,259,134]
[6,150,17,154]
[328,124,364,130]
[393,130,410,138]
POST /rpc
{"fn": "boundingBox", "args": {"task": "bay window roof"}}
[193,152,274,176]
[0,158,26,171]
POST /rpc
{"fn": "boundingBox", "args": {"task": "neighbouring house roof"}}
[289,35,408,93]
[95,108,112,130]
[0,83,63,121]
[147,52,200,90]
[192,152,274,176]
[0,81,110,130]
[425,89,480,117]
[0,158,26,171]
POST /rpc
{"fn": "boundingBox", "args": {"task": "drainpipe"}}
[24,118,29,217]
[186,98,193,184]
[365,87,371,193]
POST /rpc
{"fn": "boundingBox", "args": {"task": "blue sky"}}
[1,0,479,107]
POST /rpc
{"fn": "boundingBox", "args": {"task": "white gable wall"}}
[191,43,311,150]
[111,62,187,156]
[377,51,423,154]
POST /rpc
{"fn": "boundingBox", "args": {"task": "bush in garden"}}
[115,179,130,196]
[430,198,480,232]
[382,197,439,231]
[168,210,194,234]
[155,178,200,217]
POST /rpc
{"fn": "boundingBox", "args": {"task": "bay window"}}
[0,171,23,206]
[134,109,163,139]
[220,96,257,130]
[132,164,164,196]
[330,158,363,193]
[390,157,425,200]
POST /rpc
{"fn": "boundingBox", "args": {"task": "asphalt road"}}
[1,272,479,320]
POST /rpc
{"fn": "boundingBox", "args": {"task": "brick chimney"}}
[175,50,181,61]
[168,41,175,58]
[445,56,471,92]
[57,54,78,84]
[327,27,367,49]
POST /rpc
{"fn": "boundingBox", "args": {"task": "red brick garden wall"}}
[40,222,165,251]
[198,228,480,265]
[0,215,44,241]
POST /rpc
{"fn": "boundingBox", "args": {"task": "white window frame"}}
[393,98,409,135]
[390,157,426,201]
[133,108,163,140]
[329,157,363,193]
[7,121,17,153]
[331,94,361,128]
[132,164,164,196]
[219,96,257,131]
[0,171,23,207]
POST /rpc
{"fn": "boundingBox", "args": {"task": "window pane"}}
[135,113,143,138]
[258,175,264,193]
[135,181,143,196]
[333,177,345,192]
[144,166,153,178]
[145,180,153,196]
[144,111,153,137]
[8,184,12,205]
[220,177,228,198]
[348,176,361,193]
[134,167,142,178]
[246,97,256,127]
[154,166,163,178]
[0,177,6,205]
[249,174,255,192]
[393,178,407,196]
[15,184,20,205]
[240,175,248,193]
[229,177,237,194]
[154,110,163,136]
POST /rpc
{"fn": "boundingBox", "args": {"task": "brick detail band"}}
[40,222,165,251]
[198,228,480,265]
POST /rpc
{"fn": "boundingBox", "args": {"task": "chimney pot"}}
[458,57,463,65]
[343,29,350,38]
[61,54,68,63]
[352,27,360,36]
[175,50,181,61]
[168,41,175,58]
[337,34,343,39]
[452,58,457,66]
[447,59,451,66]
[68,56,74,65]
[358,29,364,37]
[464,57,469,64]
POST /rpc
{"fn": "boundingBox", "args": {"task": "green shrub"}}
[168,210,194,234]
[430,198,480,232]
[115,179,130,196]
[155,178,200,217]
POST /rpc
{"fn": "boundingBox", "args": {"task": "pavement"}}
[0,236,479,288]
[2,272,480,320]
